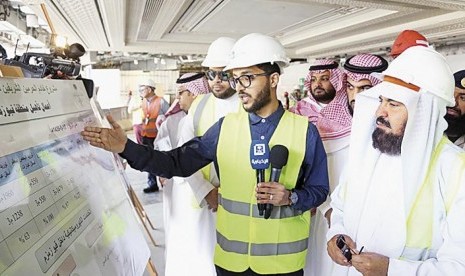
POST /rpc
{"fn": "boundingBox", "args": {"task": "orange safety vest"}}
[141,96,161,138]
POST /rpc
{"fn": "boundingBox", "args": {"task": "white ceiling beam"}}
[280,8,396,47]
[97,0,126,48]
[296,11,465,55]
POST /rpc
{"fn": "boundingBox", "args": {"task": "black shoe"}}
[143,186,159,193]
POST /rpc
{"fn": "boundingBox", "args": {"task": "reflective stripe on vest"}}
[215,110,310,274]
[216,231,308,256]
[219,194,302,219]
[401,136,465,260]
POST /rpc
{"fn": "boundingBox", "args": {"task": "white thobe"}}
[328,144,465,275]
[153,112,186,253]
[164,93,239,276]
[454,134,465,149]
[305,136,350,276]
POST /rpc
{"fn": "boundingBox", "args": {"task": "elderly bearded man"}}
[327,46,465,275]
[306,53,389,276]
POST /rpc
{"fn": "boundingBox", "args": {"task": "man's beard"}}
[241,82,271,113]
[213,87,236,99]
[311,86,336,103]
[445,111,465,141]
[372,117,405,156]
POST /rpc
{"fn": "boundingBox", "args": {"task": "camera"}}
[4,43,85,79]
[336,235,352,261]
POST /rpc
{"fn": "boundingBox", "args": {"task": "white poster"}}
[0,78,150,275]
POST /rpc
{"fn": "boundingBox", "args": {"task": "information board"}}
[0,78,150,275]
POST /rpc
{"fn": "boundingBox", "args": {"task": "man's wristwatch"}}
[288,189,298,206]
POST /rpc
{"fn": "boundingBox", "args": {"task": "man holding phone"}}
[327,46,465,275]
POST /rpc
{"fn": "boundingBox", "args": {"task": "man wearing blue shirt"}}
[82,33,328,276]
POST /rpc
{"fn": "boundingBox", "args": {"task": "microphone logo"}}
[253,143,266,156]
[250,140,270,216]
[250,141,269,170]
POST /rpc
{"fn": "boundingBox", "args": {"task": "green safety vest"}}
[402,136,465,260]
[215,110,310,274]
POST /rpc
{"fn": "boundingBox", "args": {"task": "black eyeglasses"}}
[229,72,271,89]
[205,70,230,81]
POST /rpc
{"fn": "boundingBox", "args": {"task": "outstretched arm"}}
[81,114,128,153]
[82,114,222,179]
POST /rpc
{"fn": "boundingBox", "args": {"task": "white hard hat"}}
[201,37,236,67]
[374,46,454,106]
[139,78,156,88]
[223,33,289,73]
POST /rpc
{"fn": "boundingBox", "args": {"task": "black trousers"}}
[141,136,157,188]
[215,266,304,276]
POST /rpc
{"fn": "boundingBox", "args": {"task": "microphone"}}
[264,145,289,219]
[250,141,270,216]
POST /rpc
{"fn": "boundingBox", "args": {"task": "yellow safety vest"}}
[189,93,241,180]
[215,110,310,274]
[402,136,465,260]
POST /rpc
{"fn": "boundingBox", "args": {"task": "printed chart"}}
[0,79,150,275]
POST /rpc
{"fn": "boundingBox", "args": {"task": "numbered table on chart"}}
[0,135,88,272]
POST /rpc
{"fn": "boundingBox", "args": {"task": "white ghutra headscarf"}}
[340,46,455,257]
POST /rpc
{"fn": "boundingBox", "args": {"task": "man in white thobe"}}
[327,46,465,275]
[179,37,240,213]
[293,59,351,276]
[153,73,212,276]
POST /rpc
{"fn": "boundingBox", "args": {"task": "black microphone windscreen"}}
[270,145,289,169]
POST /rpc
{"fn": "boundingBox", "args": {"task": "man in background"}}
[445,69,465,148]
[292,59,351,140]
[139,78,169,193]
[343,53,388,115]
[157,73,216,276]
[291,59,351,276]
[180,36,240,211]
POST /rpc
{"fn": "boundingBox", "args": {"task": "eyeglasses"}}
[229,72,271,89]
[138,86,147,93]
[205,70,230,82]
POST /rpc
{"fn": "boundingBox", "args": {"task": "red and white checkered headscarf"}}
[178,72,210,96]
[344,54,388,86]
[161,73,211,125]
[304,59,345,94]
[293,59,351,140]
